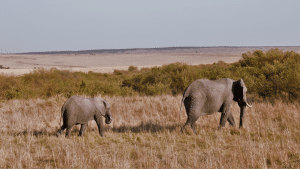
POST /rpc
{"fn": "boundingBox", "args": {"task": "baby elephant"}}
[56,96,112,137]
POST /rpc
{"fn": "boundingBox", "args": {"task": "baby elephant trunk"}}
[105,111,112,124]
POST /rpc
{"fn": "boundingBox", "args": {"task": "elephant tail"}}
[59,104,66,127]
[180,96,186,121]
[180,87,189,121]
[180,98,184,120]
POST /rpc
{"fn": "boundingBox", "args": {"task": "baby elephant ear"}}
[94,98,106,116]
[103,100,110,109]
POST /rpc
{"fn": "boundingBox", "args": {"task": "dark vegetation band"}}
[1,48,299,101]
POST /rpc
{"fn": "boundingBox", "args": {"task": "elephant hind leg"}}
[181,121,190,133]
[65,126,73,137]
[181,117,198,135]
[79,124,88,137]
[219,112,235,129]
[227,113,236,127]
[191,123,198,135]
[56,124,67,137]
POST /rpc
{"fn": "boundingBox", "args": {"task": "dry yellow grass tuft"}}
[0,95,300,168]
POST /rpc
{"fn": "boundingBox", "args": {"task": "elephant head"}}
[232,79,252,128]
[233,79,252,107]
[94,98,113,124]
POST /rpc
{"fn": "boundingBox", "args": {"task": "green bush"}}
[1,48,300,101]
[6,88,22,100]
[128,66,138,72]
[237,49,300,99]
[122,49,300,99]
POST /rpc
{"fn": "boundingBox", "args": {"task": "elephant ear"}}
[103,100,110,109]
[233,79,249,104]
[238,79,248,95]
[238,79,246,88]
[94,98,106,116]
[233,79,244,102]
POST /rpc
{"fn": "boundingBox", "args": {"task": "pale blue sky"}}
[1,0,299,53]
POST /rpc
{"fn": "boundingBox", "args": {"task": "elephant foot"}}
[181,126,197,135]
[56,130,62,137]
[228,123,236,128]
[180,127,184,133]
[218,126,224,130]
[191,125,198,135]
[180,125,187,134]
[99,132,104,137]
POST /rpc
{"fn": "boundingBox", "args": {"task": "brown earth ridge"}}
[16,46,300,55]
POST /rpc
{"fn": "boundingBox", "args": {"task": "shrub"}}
[128,65,138,72]
[113,69,123,75]
[6,88,22,99]
[1,48,300,101]
[0,65,9,69]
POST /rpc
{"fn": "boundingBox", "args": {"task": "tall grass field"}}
[0,95,300,168]
[1,49,300,168]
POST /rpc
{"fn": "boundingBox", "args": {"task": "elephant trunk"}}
[105,111,112,124]
[238,95,251,128]
[239,106,245,128]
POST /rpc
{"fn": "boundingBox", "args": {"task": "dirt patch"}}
[0,53,242,76]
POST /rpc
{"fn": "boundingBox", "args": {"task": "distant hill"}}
[18,46,300,55]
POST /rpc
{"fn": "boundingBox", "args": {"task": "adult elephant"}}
[56,96,112,137]
[180,78,252,134]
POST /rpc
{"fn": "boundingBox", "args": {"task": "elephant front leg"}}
[95,115,104,137]
[79,124,88,137]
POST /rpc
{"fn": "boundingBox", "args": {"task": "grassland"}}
[1,48,300,168]
[0,95,300,168]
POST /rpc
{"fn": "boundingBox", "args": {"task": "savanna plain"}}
[1,49,300,168]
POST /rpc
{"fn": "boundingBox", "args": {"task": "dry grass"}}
[0,95,300,168]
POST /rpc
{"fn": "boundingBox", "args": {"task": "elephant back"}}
[68,96,95,114]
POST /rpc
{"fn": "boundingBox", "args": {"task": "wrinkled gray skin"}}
[180,78,252,134]
[56,96,112,137]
